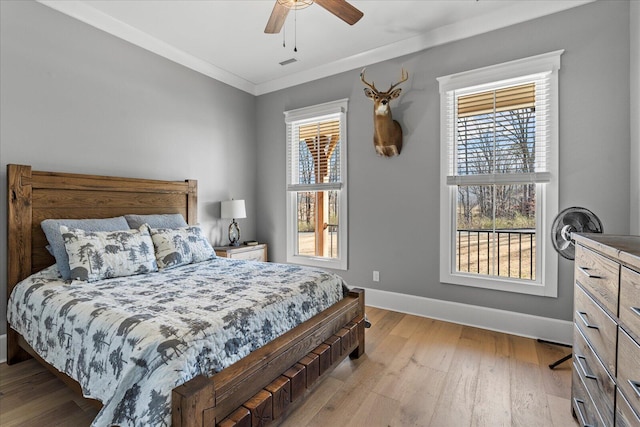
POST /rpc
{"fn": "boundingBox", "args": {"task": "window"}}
[438,51,563,296]
[285,99,348,270]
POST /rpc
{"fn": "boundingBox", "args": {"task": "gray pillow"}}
[125,213,187,229]
[41,216,130,280]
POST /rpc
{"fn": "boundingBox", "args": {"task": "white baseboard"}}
[361,287,573,345]
[0,334,6,364]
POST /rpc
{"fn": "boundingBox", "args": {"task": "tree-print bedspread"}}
[8,258,347,426]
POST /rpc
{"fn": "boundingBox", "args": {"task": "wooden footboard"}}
[173,288,365,427]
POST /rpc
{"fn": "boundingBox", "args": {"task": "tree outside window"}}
[455,86,537,280]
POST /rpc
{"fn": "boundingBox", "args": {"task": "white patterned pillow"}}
[150,226,216,269]
[61,224,158,282]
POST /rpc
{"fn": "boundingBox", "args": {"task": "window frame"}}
[284,99,348,270]
[437,51,563,297]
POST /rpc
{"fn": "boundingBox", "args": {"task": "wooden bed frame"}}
[6,164,365,427]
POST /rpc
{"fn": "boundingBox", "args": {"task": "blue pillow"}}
[41,216,130,280]
[124,213,187,229]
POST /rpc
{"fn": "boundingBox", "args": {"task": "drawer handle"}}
[632,306,640,317]
[576,355,597,380]
[630,380,640,399]
[573,398,594,427]
[578,267,601,279]
[576,311,599,330]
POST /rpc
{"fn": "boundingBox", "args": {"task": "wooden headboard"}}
[7,164,197,293]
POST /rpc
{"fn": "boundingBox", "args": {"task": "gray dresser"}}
[571,234,640,426]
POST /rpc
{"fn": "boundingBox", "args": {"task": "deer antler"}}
[387,68,409,92]
[360,68,377,92]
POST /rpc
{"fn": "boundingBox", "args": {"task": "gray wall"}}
[256,0,631,321]
[632,0,640,235]
[0,1,257,335]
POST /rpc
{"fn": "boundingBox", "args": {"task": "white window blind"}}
[285,99,347,192]
[286,115,343,192]
[444,75,552,186]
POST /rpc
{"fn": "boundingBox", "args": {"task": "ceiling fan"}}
[264,0,364,34]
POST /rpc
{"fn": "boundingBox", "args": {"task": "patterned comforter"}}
[7,258,347,426]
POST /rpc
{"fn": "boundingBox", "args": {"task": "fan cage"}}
[551,207,603,260]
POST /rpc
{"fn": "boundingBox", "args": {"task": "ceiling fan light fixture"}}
[277,0,313,10]
[265,0,363,34]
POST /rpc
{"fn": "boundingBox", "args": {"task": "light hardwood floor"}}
[0,307,577,427]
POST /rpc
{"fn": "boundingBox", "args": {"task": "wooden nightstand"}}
[214,243,267,262]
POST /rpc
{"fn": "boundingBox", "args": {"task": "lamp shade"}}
[221,199,246,219]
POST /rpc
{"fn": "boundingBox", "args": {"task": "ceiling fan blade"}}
[314,0,364,25]
[265,1,290,34]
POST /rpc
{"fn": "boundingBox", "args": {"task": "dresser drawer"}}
[572,367,606,427]
[617,328,640,415]
[616,389,640,427]
[573,325,615,425]
[575,245,620,316]
[620,267,640,337]
[574,283,618,374]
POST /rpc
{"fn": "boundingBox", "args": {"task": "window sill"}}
[287,254,347,271]
[440,271,557,297]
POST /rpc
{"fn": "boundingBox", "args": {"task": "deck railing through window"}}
[456,229,536,280]
[327,224,338,258]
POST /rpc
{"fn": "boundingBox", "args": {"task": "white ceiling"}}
[38,0,592,95]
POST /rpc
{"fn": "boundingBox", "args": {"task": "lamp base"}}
[228,219,241,246]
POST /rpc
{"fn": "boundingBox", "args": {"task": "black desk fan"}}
[543,207,603,369]
[552,207,604,260]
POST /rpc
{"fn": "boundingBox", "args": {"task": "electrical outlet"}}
[373,271,380,282]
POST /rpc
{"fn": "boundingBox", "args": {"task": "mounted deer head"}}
[361,68,408,157]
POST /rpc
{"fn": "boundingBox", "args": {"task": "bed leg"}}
[349,316,366,359]
[7,328,32,365]
[348,288,366,360]
[172,375,216,427]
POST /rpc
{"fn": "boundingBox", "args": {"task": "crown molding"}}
[38,1,593,96]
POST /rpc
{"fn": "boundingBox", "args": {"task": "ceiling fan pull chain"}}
[283,22,286,47]
[294,7,298,52]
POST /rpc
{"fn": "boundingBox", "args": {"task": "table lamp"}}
[221,199,246,246]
